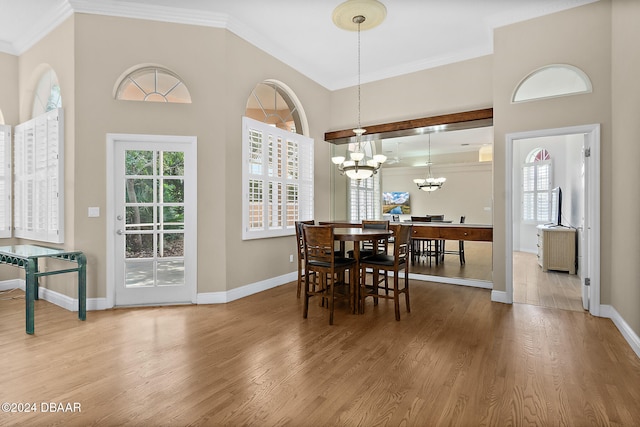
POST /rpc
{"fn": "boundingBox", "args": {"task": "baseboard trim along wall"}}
[2,276,638,359]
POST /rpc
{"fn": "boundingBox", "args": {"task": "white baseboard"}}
[490,290,511,304]
[197,271,297,304]
[600,305,640,359]
[409,273,493,290]
[0,279,108,311]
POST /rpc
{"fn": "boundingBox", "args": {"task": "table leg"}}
[78,253,87,321]
[352,244,360,314]
[25,259,37,335]
[33,258,39,300]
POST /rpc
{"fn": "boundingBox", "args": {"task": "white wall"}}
[512,134,584,253]
[381,162,493,225]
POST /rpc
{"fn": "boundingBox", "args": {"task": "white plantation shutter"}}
[14,108,64,243]
[242,116,313,240]
[522,155,551,223]
[0,125,11,237]
[348,174,381,222]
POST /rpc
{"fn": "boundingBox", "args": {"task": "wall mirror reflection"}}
[330,124,494,284]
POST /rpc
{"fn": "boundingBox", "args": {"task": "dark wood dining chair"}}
[410,216,439,265]
[302,225,357,325]
[295,220,315,298]
[348,220,390,259]
[443,216,466,264]
[359,224,412,321]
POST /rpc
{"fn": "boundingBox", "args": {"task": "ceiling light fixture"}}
[413,133,446,192]
[331,0,387,180]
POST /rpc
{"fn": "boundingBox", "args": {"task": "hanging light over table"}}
[331,0,387,180]
[413,133,446,191]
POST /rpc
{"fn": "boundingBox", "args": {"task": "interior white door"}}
[114,138,196,306]
[580,137,590,310]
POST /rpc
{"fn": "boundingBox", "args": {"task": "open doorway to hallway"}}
[506,125,601,315]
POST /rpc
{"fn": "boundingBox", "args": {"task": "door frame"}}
[505,124,600,316]
[106,133,197,308]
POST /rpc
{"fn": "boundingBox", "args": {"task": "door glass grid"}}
[124,149,185,288]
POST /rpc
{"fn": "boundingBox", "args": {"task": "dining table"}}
[332,227,394,314]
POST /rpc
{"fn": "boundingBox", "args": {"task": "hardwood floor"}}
[408,240,493,281]
[1,282,639,426]
[512,251,583,312]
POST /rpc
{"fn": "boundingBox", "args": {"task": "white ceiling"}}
[0,0,597,91]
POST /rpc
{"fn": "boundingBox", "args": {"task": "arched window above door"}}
[115,65,192,103]
[512,64,592,103]
[245,80,308,136]
[32,68,62,118]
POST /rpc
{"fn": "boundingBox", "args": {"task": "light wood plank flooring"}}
[1,281,639,426]
[513,250,583,311]
[411,244,583,312]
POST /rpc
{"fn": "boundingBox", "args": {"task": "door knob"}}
[116,229,125,235]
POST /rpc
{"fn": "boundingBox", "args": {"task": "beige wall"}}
[71,14,332,296]
[329,55,494,220]
[5,0,638,340]
[0,52,18,125]
[10,13,332,299]
[611,0,640,335]
[222,31,333,290]
[493,1,612,301]
[14,17,77,295]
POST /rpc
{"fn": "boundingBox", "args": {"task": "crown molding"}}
[9,2,74,55]
[68,0,228,28]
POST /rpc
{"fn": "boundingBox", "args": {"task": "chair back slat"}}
[303,225,335,264]
[390,224,412,265]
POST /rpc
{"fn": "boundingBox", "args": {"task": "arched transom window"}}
[32,68,62,118]
[513,64,592,103]
[245,81,305,134]
[115,66,191,103]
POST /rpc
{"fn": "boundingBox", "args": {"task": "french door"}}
[112,136,197,306]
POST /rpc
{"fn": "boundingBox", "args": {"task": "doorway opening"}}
[505,125,600,315]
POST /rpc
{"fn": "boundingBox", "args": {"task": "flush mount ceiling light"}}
[331,0,387,180]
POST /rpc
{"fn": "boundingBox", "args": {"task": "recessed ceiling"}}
[0,0,598,90]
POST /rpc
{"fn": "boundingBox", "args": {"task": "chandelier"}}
[331,0,387,180]
[413,133,446,191]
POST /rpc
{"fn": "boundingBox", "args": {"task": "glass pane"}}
[165,84,191,104]
[157,260,185,287]
[125,150,154,175]
[159,233,184,257]
[156,72,180,95]
[126,233,154,259]
[125,260,154,288]
[162,151,184,176]
[126,206,154,229]
[119,81,146,101]
[162,206,184,230]
[162,179,184,203]
[126,178,154,203]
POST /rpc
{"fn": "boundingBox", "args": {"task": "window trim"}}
[0,124,11,238]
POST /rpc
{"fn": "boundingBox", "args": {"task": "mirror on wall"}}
[330,124,494,283]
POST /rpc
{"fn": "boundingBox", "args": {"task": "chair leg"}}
[393,273,401,321]
[297,258,303,298]
[328,272,335,325]
[459,240,465,265]
[404,267,410,314]
[303,270,310,318]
